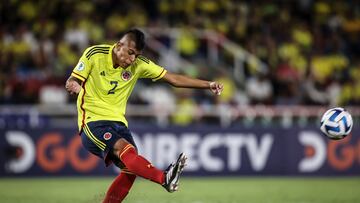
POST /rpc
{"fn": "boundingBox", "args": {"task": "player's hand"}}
[209,81,223,96]
[65,80,81,95]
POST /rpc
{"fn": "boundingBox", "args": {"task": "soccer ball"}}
[320,107,353,140]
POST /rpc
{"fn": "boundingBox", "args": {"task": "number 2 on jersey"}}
[108,81,118,94]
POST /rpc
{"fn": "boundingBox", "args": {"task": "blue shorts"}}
[80,120,137,168]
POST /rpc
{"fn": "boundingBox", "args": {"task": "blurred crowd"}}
[1,0,360,125]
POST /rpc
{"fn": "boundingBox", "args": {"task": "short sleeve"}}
[138,56,167,81]
[71,47,93,82]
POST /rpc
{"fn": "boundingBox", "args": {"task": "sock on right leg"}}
[103,171,136,203]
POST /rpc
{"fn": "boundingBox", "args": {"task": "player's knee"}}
[113,138,130,155]
[113,138,137,160]
[117,145,138,169]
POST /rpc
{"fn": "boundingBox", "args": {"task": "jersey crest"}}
[121,70,132,81]
[103,132,112,140]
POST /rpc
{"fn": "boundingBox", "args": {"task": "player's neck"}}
[111,50,120,69]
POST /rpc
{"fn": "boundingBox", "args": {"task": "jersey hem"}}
[78,118,129,132]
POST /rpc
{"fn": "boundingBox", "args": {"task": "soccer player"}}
[65,28,223,202]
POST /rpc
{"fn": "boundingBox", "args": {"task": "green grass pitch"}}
[0,177,359,203]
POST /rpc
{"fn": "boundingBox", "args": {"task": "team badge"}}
[103,132,112,140]
[121,70,132,81]
[76,61,85,71]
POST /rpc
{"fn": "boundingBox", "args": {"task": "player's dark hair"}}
[122,28,146,51]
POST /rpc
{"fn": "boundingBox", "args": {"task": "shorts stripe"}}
[83,124,106,151]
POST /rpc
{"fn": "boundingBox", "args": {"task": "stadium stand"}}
[1,0,359,126]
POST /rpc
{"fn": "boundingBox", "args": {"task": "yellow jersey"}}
[71,44,167,131]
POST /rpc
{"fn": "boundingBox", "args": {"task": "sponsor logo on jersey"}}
[103,132,112,140]
[76,62,85,71]
[121,70,132,81]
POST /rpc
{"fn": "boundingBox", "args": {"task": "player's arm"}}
[162,72,223,95]
[65,46,94,95]
[65,76,82,95]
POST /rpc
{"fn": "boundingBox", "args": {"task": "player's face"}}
[114,35,140,68]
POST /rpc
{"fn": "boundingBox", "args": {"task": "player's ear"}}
[116,41,123,48]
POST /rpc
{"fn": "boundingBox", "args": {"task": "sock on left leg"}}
[103,171,136,203]
[119,144,165,184]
